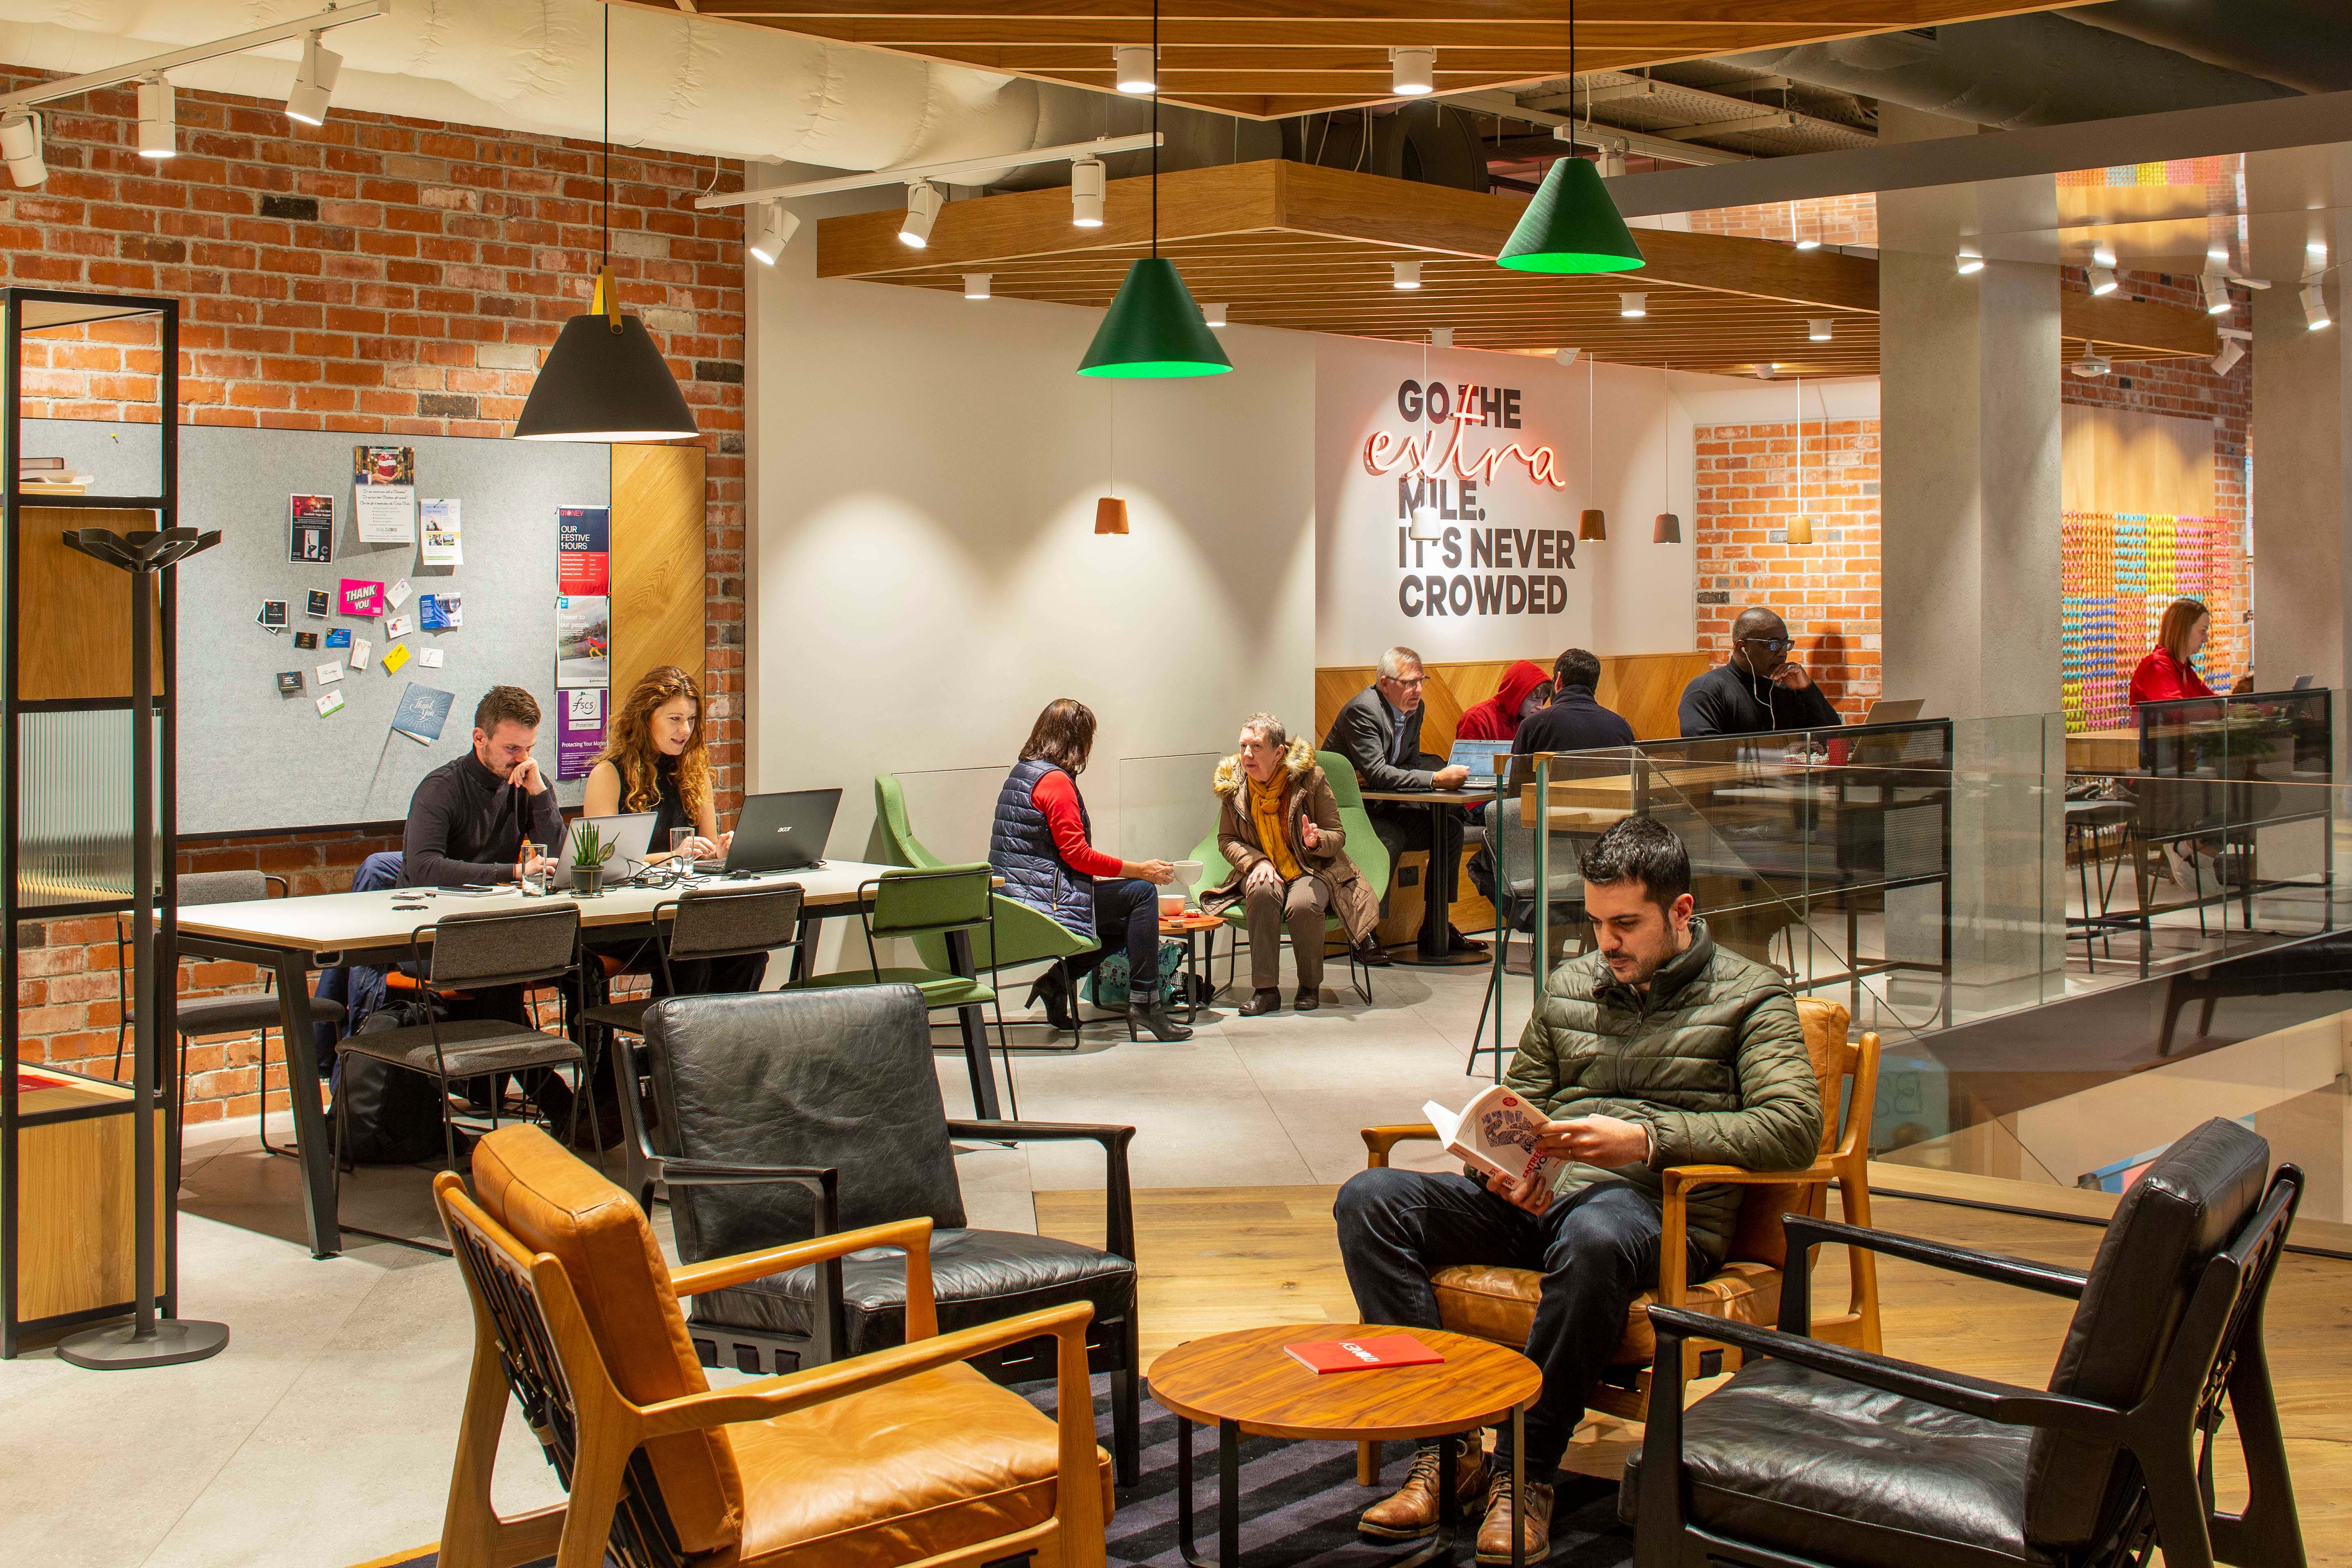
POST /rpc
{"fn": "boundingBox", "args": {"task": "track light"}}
[1808,318,1832,342]
[2211,330,2247,376]
[2305,283,2332,330]
[2201,272,2231,315]
[2092,244,2116,269]
[136,75,174,160]
[747,201,798,266]
[1114,45,1156,94]
[1555,348,1580,367]
[1390,47,1436,96]
[2070,348,2112,379]
[963,272,991,300]
[1619,292,1646,318]
[1956,249,1983,276]
[1203,303,1227,328]
[0,111,43,187]
[1393,261,1423,290]
[1429,328,1453,348]
[285,32,341,126]
[1070,156,1105,228]
[899,180,942,249]
[2089,267,2118,296]
[1756,363,1777,380]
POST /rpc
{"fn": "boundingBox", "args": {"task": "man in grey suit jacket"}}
[1322,645,1486,957]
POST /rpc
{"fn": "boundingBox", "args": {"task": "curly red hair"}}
[595,665,711,823]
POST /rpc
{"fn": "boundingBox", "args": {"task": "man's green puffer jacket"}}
[1502,918,1824,1267]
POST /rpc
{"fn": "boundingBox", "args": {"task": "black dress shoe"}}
[1353,940,1394,967]
[1446,926,1490,955]
[1293,987,1321,1011]
[1239,989,1283,1017]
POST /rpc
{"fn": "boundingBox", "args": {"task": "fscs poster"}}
[557,505,611,595]
[558,688,606,780]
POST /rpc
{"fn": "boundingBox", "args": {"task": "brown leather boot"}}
[1357,1443,1488,1541]
[1476,1472,1552,1564]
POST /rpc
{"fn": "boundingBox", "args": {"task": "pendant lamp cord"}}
[602,2,611,273]
[1150,0,1159,258]
[1565,0,1578,157]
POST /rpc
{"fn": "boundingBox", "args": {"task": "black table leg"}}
[1391,799,1486,968]
[270,953,339,1258]
[942,927,1004,1120]
[1173,1416,1244,1567]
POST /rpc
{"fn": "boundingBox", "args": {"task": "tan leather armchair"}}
[433,1124,1110,1568]
[1356,996,1880,1481]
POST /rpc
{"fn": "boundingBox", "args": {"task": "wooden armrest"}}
[636,1301,1093,1439]
[1661,1161,1840,1190]
[1363,1123,1441,1167]
[669,1217,932,1303]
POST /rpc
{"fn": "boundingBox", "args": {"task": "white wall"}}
[749,224,1316,867]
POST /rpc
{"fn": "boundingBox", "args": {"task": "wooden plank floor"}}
[1037,1184,2352,1561]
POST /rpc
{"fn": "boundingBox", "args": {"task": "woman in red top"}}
[2128,598,2217,707]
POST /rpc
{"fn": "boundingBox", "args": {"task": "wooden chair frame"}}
[433,1176,1108,1568]
[1353,1026,1881,1480]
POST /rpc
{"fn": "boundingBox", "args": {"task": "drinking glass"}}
[670,827,695,880]
[517,840,543,896]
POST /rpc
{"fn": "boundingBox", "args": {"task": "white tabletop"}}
[175,858,916,960]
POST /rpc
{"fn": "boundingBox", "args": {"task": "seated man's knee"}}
[1545,1192,1654,1276]
[1334,1165,1419,1238]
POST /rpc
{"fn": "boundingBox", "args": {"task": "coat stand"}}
[57,525,227,1371]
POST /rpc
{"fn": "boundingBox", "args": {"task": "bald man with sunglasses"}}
[1678,608,1841,738]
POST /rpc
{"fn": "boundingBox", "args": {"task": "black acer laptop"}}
[721,788,841,874]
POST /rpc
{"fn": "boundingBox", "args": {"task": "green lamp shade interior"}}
[1496,156,1646,276]
[514,310,699,441]
[1079,257,1233,379]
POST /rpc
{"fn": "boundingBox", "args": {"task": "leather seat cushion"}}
[1430,1259,1780,1363]
[1621,1359,2044,1568]
[692,1228,1135,1357]
[732,1360,1113,1565]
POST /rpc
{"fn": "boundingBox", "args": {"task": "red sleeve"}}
[1031,768,1123,879]
[2129,651,2212,706]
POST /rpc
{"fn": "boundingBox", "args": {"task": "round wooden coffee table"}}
[1149,1322,1542,1567]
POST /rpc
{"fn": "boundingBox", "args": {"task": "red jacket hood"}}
[1455,659,1551,741]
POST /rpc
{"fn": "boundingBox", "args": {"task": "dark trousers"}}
[1063,877,1161,1000]
[1333,1167,1705,1472]
[1367,799,1466,939]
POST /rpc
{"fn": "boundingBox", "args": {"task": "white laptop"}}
[563,812,657,873]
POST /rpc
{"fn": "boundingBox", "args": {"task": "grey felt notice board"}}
[25,419,605,835]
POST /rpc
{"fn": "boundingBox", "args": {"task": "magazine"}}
[1422,1084,1553,1185]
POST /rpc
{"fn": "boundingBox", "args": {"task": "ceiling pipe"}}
[2062,0,2352,97]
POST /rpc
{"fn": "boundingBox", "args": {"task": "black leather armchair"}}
[1624,1117,2306,1568]
[638,984,1144,1488]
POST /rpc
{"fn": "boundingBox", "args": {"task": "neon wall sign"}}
[1361,378,1567,490]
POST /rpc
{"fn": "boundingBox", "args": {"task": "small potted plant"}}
[569,822,608,897]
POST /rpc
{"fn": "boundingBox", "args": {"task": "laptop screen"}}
[1447,739,1513,784]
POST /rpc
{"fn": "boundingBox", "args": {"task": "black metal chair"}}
[639,983,1146,1489]
[576,879,805,1203]
[1625,1116,2306,1568]
[331,902,586,1195]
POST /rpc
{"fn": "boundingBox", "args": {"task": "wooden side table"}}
[1149,1322,1542,1567]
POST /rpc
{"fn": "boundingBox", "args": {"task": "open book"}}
[1423,1085,1553,1185]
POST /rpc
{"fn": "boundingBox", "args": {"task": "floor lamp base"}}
[57,1317,230,1370]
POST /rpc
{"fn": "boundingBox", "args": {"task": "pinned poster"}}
[353,446,416,545]
[557,505,610,595]
[420,498,463,566]
[554,595,609,689]
[391,683,455,745]
[288,494,334,563]
[557,688,606,780]
[339,578,384,617]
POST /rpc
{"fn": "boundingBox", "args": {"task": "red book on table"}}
[1282,1334,1445,1375]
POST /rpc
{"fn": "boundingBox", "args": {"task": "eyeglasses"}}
[1387,675,1430,689]
[1739,636,1793,654]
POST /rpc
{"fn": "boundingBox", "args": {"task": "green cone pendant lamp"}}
[1495,0,1644,277]
[1076,0,1231,379]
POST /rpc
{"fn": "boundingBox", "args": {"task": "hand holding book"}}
[1532,1114,1651,1168]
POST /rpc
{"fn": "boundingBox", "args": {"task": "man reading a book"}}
[1334,815,1823,1563]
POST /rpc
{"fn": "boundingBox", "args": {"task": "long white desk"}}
[170,860,1003,1257]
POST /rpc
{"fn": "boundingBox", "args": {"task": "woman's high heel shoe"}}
[1023,966,1079,1033]
[1127,998,1192,1042]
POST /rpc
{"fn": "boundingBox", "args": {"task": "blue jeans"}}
[1064,877,1161,1000]
[1333,1167,1705,1473]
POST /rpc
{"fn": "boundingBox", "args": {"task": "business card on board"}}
[384,614,411,639]
[276,670,304,695]
[257,599,288,631]
[316,688,346,717]
[293,631,318,650]
[316,661,343,685]
[350,638,371,671]
[416,647,444,668]
[325,627,351,649]
[385,577,412,610]
[305,589,331,618]
[382,642,411,674]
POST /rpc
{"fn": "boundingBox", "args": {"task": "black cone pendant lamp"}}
[1077,0,1231,379]
[515,6,697,442]
[1495,0,1644,276]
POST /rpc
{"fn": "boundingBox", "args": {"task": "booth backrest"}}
[2024,1117,2270,1550]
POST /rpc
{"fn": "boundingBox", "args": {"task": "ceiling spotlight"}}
[2201,272,2230,315]
[1393,261,1423,290]
[136,75,174,161]
[0,111,44,188]
[1956,249,1984,276]
[2071,348,2112,379]
[963,272,991,300]
[747,201,799,266]
[285,32,341,126]
[1619,292,1646,318]
[1554,347,1580,367]
[1598,146,1628,179]
[1390,47,1436,96]
[2208,245,2230,264]
[2309,240,2330,266]
[899,180,943,249]
[1808,318,1832,342]
[2091,243,2116,269]
[2210,332,2246,376]
[1756,363,1778,380]
[1429,327,1453,348]
[1790,199,1817,249]
[2088,267,2118,296]
[1070,156,1106,228]
[2305,283,2332,330]
[1114,45,1156,94]
[1203,303,1228,328]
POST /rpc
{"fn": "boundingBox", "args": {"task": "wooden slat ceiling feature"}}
[817,160,2217,376]
[626,1,2079,118]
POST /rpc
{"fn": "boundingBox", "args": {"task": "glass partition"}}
[1115,750,1223,900]
[876,761,1009,867]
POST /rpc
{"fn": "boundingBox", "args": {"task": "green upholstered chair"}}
[1185,750,1389,1005]
[872,773,1100,1035]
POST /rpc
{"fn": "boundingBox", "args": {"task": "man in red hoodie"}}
[1456,661,1552,743]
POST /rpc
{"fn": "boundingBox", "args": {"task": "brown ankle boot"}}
[1476,1472,1553,1564]
[1357,1443,1488,1541]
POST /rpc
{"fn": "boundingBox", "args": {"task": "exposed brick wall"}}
[1682,193,1877,250]
[0,66,746,1118]
[1692,417,1882,720]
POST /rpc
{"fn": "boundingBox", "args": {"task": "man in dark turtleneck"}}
[1678,607,1841,738]
[399,685,565,887]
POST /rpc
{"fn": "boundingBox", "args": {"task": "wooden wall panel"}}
[608,445,707,704]
[2061,405,2216,516]
[1314,651,1710,756]
[17,509,165,702]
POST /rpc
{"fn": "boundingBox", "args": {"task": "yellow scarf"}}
[1247,773,1305,882]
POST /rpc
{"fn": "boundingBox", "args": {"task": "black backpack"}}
[329,1000,455,1165]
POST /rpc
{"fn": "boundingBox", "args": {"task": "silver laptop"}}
[564,812,656,873]
[721,788,841,874]
[1862,697,1924,725]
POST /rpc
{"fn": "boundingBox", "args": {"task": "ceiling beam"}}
[1444,90,1750,167]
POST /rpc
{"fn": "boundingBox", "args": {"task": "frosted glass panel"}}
[18,708,158,907]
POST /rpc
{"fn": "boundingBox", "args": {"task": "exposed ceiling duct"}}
[1720,11,2298,131]
[2063,0,2352,97]
[0,0,1109,177]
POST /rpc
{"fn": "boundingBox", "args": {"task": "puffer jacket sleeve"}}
[1637,990,1823,1172]
[1501,985,1572,1119]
